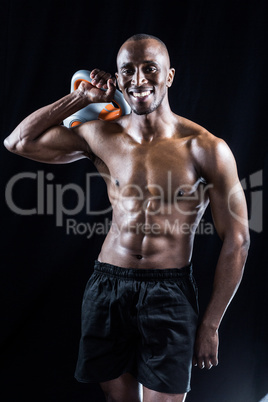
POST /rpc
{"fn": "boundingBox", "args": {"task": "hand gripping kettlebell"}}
[63,70,131,127]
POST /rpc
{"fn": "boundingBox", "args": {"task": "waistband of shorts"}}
[94,260,192,280]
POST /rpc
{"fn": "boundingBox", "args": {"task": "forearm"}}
[193,237,249,369]
[201,237,249,330]
[4,89,89,151]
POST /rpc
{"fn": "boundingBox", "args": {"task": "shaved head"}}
[117,34,170,68]
[124,33,168,51]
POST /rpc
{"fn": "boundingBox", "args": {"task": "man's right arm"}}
[3,70,116,164]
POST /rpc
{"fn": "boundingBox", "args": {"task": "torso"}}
[89,114,211,269]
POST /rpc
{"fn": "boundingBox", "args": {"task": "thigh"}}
[143,386,187,402]
[100,372,142,402]
[137,280,198,394]
[75,270,136,383]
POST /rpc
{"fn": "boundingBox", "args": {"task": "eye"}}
[122,68,134,75]
[145,66,158,73]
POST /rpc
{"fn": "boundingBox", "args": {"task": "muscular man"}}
[4,34,249,402]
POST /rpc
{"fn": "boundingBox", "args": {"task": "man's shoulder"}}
[178,115,219,146]
[77,117,125,139]
[177,116,235,175]
[83,117,125,131]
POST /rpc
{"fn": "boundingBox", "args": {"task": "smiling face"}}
[116,39,175,116]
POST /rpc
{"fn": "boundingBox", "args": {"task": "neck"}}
[127,100,176,143]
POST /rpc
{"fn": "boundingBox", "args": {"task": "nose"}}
[131,68,148,87]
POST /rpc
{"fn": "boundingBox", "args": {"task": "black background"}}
[0,1,267,401]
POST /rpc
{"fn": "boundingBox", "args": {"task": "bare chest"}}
[104,139,201,200]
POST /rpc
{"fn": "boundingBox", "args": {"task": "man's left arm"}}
[193,136,250,370]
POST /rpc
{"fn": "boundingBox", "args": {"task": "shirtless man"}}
[4,34,249,402]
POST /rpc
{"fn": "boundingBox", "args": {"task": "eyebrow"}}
[120,61,159,70]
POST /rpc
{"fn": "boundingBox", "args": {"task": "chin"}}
[131,96,165,116]
[133,109,152,116]
[132,104,158,116]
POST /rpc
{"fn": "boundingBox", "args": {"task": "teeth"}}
[133,91,151,98]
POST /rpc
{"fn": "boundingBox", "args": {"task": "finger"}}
[197,358,205,369]
[94,70,110,80]
[204,358,213,370]
[90,69,100,79]
[105,79,116,100]
[91,71,112,88]
[211,355,218,367]
[192,356,197,367]
[103,76,116,90]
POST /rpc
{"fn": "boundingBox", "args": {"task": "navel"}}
[136,254,143,260]
[177,189,184,197]
[115,179,120,186]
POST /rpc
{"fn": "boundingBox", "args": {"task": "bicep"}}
[208,178,248,242]
[202,140,249,241]
[14,124,93,164]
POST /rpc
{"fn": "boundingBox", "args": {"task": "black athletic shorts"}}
[74,260,199,394]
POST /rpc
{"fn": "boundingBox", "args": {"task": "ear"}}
[166,68,175,88]
[115,72,121,91]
